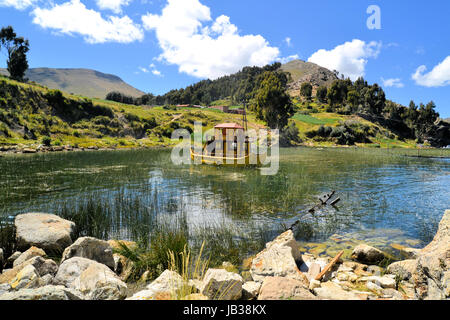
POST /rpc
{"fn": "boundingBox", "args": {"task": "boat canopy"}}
[214,123,244,129]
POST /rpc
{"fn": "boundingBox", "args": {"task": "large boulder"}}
[14,213,75,253]
[13,246,46,267]
[257,276,316,300]
[412,209,450,300]
[0,256,58,285]
[0,285,84,300]
[250,230,306,283]
[351,244,386,265]
[54,257,127,300]
[127,270,184,300]
[6,252,22,268]
[61,237,115,269]
[387,259,417,281]
[200,269,243,300]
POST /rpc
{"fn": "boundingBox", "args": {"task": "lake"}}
[1,147,449,261]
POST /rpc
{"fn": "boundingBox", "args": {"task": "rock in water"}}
[61,237,115,269]
[54,257,127,300]
[13,246,46,267]
[15,213,75,253]
[257,276,316,300]
[250,230,306,283]
[200,269,243,300]
[351,244,386,264]
[0,285,84,300]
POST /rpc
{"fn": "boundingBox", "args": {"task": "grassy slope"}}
[0,68,146,99]
[0,75,264,149]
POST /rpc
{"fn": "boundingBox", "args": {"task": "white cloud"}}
[285,37,291,47]
[96,0,131,14]
[308,39,381,80]
[412,56,450,87]
[277,54,299,64]
[381,77,404,88]
[152,69,162,76]
[139,66,149,73]
[0,0,37,10]
[141,0,279,79]
[32,0,144,44]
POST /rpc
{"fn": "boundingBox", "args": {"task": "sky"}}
[0,0,450,117]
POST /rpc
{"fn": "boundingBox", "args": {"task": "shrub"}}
[41,135,51,146]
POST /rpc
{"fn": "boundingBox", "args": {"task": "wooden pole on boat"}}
[314,250,344,281]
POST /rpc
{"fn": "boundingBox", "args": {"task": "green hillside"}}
[0,68,145,99]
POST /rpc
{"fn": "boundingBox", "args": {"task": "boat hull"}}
[190,148,266,166]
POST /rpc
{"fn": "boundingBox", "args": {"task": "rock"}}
[0,256,58,285]
[40,274,54,286]
[250,230,306,283]
[400,247,421,259]
[0,248,3,267]
[366,281,383,292]
[127,270,184,300]
[362,275,396,289]
[200,269,243,300]
[242,281,261,300]
[61,237,115,269]
[6,251,22,267]
[308,279,321,290]
[313,281,362,300]
[351,244,386,265]
[0,283,10,295]
[367,265,383,276]
[258,276,316,300]
[386,259,417,281]
[14,213,75,253]
[307,262,321,280]
[9,264,41,290]
[54,257,127,300]
[381,288,405,300]
[13,246,46,267]
[0,285,84,300]
[412,209,450,300]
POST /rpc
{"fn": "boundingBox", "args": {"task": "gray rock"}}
[200,269,243,300]
[0,285,84,300]
[351,244,386,264]
[367,265,383,276]
[13,246,46,267]
[9,264,41,290]
[127,270,184,300]
[54,257,127,300]
[307,262,321,281]
[258,276,316,300]
[0,283,11,296]
[366,281,383,292]
[6,251,22,267]
[61,237,115,269]
[14,213,75,253]
[313,281,361,300]
[386,259,417,281]
[0,256,57,286]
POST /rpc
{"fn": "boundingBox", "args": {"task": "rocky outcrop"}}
[250,230,306,283]
[0,285,84,300]
[412,209,449,300]
[61,237,115,269]
[54,257,127,300]
[200,269,243,300]
[13,246,46,267]
[14,213,75,253]
[257,276,316,300]
[351,244,386,265]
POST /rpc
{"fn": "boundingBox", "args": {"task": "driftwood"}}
[314,250,344,281]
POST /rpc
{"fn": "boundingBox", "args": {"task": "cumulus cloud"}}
[308,39,381,80]
[96,0,131,14]
[141,0,279,79]
[32,0,144,44]
[412,56,450,87]
[0,0,37,10]
[381,77,404,88]
[277,54,299,64]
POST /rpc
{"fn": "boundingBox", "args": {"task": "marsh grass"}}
[0,219,16,265]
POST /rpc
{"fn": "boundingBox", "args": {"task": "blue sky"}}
[1,0,450,117]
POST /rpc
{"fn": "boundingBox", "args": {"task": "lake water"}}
[1,147,449,259]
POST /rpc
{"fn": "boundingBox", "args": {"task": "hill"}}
[280,59,338,95]
[0,68,145,99]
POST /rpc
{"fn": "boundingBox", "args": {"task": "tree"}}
[0,26,30,81]
[316,86,328,103]
[253,71,294,129]
[300,82,312,100]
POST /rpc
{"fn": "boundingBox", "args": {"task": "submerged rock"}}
[200,269,243,300]
[54,257,127,300]
[351,244,386,265]
[61,237,115,269]
[14,213,75,253]
[257,276,316,300]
